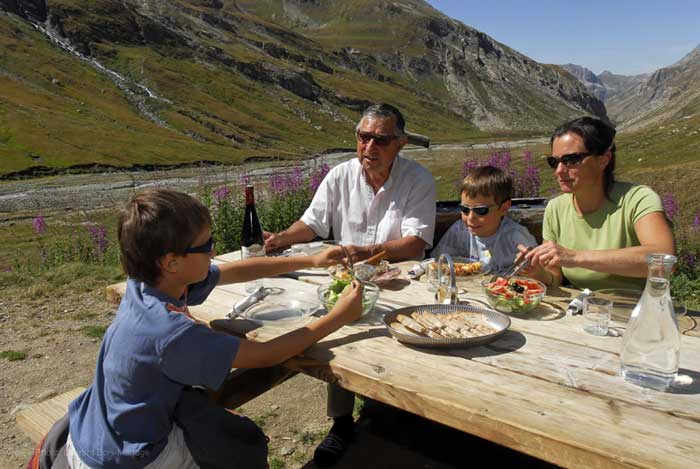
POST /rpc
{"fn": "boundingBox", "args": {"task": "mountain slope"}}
[0,0,606,177]
[608,44,700,129]
[562,45,700,129]
[237,0,607,130]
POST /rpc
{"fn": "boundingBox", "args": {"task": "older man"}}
[264,103,436,262]
[265,104,436,467]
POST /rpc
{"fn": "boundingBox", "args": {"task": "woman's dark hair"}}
[118,188,211,285]
[550,116,617,199]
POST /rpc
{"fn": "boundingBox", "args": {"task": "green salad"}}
[322,279,376,313]
[325,278,351,305]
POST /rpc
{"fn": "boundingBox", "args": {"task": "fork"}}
[339,245,355,278]
[503,247,533,279]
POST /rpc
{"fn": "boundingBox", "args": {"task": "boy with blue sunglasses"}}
[431,166,536,275]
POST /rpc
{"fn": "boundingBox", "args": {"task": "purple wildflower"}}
[213,186,230,203]
[87,224,108,256]
[310,163,330,192]
[692,211,700,232]
[270,166,306,197]
[32,215,46,235]
[290,166,304,192]
[681,252,697,270]
[1,265,11,272]
[662,193,679,220]
[241,174,251,186]
[486,151,511,171]
[514,151,541,198]
[461,159,479,179]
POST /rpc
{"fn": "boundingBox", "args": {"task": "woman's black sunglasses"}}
[459,204,501,216]
[356,131,398,147]
[546,152,591,169]
[185,236,214,254]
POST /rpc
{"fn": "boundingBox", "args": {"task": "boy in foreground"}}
[61,188,362,469]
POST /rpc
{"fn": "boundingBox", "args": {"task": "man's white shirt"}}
[301,156,436,249]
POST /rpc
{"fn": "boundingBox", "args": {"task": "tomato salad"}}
[483,277,546,314]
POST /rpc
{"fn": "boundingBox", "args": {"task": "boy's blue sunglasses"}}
[459,204,501,216]
[185,237,214,254]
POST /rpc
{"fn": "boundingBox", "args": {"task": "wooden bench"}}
[16,387,85,443]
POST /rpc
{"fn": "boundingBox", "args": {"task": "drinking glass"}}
[583,297,612,336]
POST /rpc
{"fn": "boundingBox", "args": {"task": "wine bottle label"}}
[242,244,265,258]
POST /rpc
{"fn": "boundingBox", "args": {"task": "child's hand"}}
[330,279,363,323]
[312,246,345,268]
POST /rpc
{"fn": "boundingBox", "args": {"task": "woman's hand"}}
[525,241,577,269]
[516,244,556,285]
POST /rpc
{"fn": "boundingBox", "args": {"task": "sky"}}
[426,0,700,76]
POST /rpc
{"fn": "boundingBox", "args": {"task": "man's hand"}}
[264,231,286,253]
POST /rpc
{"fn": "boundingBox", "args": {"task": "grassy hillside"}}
[0,3,496,177]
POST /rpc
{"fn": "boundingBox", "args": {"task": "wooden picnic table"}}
[108,249,700,469]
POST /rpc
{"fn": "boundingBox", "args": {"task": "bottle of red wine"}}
[241,185,265,259]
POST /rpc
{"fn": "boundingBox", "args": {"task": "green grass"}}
[81,325,108,339]
[253,408,279,428]
[1,1,591,177]
[296,428,326,445]
[0,350,27,361]
[269,457,285,469]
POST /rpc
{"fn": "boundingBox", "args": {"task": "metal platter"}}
[383,304,511,348]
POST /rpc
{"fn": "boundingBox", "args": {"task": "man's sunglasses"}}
[459,204,501,216]
[546,152,592,169]
[356,131,398,147]
[185,236,214,254]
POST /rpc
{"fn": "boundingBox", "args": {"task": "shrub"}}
[204,162,330,253]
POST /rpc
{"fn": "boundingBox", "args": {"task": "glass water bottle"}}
[619,254,679,391]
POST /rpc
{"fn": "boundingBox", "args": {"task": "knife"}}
[228,286,268,319]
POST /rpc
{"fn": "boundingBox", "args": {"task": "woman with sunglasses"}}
[521,116,675,290]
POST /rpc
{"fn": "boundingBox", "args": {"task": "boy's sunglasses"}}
[546,152,591,169]
[185,236,214,254]
[459,204,501,216]
[356,131,398,146]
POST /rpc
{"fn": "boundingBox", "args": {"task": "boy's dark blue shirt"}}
[68,265,239,468]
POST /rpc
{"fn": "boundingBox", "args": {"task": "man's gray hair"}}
[355,103,406,136]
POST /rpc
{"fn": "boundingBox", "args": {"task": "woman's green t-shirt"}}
[542,182,664,291]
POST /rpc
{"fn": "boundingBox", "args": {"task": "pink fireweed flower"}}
[662,193,679,220]
[310,163,330,192]
[213,186,230,203]
[87,224,109,256]
[32,215,46,235]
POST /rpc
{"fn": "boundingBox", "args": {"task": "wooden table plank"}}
[283,332,700,469]
[104,251,700,469]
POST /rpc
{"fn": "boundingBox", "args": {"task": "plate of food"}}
[427,257,490,278]
[384,304,510,348]
[328,260,402,285]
